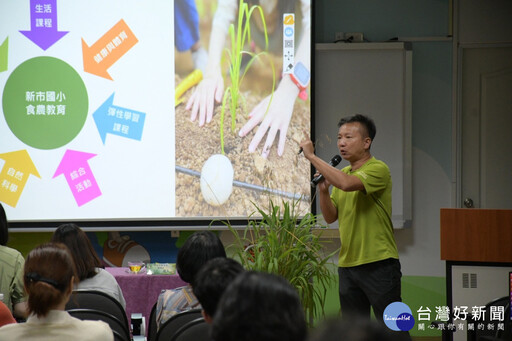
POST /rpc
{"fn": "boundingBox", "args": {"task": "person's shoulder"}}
[158,287,178,300]
[0,245,24,262]
[158,286,188,302]
[340,164,351,174]
[167,286,187,293]
[95,267,115,280]
[72,318,113,339]
[78,268,118,289]
[80,318,111,330]
[0,322,20,339]
[82,320,113,340]
[364,157,390,172]
[0,318,18,332]
[0,245,20,255]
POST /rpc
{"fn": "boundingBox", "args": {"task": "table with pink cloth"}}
[105,267,186,332]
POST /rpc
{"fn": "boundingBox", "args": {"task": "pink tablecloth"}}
[105,267,186,332]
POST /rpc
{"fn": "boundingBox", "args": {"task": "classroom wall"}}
[315,0,453,336]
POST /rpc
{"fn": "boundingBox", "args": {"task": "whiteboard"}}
[313,42,412,228]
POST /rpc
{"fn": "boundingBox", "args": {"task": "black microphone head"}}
[310,155,343,187]
[330,155,342,167]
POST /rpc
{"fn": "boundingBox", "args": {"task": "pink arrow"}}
[53,150,101,206]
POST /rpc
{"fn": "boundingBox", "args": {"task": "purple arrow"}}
[53,150,102,207]
[19,0,68,50]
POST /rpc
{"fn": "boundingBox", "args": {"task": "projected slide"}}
[1,0,311,223]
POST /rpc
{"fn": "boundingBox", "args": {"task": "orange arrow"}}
[82,19,138,80]
[0,150,41,208]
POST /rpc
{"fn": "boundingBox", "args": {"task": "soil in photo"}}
[174,64,311,219]
[174,1,311,219]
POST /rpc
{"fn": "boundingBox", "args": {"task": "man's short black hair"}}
[338,114,376,141]
[212,271,307,341]
[192,257,244,317]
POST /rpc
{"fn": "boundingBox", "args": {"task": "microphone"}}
[311,155,342,187]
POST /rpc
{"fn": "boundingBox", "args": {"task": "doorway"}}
[460,46,512,209]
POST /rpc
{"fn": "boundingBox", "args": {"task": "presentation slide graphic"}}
[173,0,311,219]
[1,0,311,224]
[1,0,174,221]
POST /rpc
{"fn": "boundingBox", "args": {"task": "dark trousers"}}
[338,258,411,340]
[338,258,402,320]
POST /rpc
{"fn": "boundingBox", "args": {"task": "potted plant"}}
[223,199,338,324]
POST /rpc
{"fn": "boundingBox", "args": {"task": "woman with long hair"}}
[0,242,113,340]
[51,223,126,308]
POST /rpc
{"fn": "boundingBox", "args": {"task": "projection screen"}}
[0,0,312,228]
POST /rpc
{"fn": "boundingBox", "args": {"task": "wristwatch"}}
[289,61,310,101]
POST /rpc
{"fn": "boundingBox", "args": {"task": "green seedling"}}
[219,0,275,154]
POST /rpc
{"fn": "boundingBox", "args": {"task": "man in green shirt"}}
[300,114,404,326]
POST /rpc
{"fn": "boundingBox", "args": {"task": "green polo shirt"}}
[330,157,399,267]
[0,245,27,313]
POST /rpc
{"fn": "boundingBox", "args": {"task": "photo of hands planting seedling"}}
[174,0,312,218]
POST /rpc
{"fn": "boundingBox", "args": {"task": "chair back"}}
[148,302,158,341]
[155,309,203,341]
[68,308,131,341]
[66,289,130,333]
[170,317,210,341]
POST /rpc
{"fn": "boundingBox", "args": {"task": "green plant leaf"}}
[223,199,339,325]
[219,0,276,140]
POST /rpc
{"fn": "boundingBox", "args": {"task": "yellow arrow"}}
[0,150,41,207]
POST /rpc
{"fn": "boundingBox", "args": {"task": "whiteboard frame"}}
[313,42,412,229]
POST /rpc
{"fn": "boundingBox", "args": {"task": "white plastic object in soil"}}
[200,154,234,206]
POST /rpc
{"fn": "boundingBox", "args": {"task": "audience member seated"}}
[155,231,226,330]
[192,257,244,323]
[0,242,113,340]
[0,203,28,319]
[51,223,126,308]
[308,317,395,341]
[211,271,307,341]
[0,301,16,327]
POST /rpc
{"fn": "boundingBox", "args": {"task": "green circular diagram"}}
[2,56,88,150]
